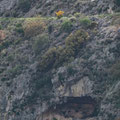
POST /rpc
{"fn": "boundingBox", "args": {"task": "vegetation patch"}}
[56,11,64,18]
[39,29,89,72]
[65,29,89,55]
[33,34,50,54]
[79,17,92,28]
[23,18,46,38]
[60,19,73,33]
[15,23,24,35]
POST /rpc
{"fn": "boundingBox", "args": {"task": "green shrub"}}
[39,29,89,71]
[33,34,50,54]
[54,46,74,67]
[18,0,31,12]
[39,46,74,71]
[15,23,24,35]
[16,23,22,28]
[61,20,73,33]
[69,16,77,23]
[65,29,89,55]
[39,47,58,71]
[79,17,92,28]
[16,28,24,34]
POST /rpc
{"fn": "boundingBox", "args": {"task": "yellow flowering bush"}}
[56,11,64,18]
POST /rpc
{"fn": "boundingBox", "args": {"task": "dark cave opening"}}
[48,96,98,119]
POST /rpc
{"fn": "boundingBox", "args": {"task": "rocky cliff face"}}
[0,0,120,120]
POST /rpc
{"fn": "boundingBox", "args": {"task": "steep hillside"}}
[0,0,120,17]
[0,0,120,120]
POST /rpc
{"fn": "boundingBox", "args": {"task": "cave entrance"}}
[42,96,98,120]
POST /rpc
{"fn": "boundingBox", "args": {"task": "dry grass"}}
[23,18,47,38]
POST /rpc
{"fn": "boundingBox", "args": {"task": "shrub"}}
[60,20,73,33]
[39,29,89,71]
[56,11,64,18]
[39,47,58,71]
[18,0,31,12]
[39,46,73,71]
[23,18,46,38]
[48,25,53,34]
[16,28,24,34]
[69,16,77,22]
[15,23,24,35]
[79,17,92,28]
[54,46,72,67]
[16,23,22,28]
[65,29,89,55]
[33,34,50,54]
